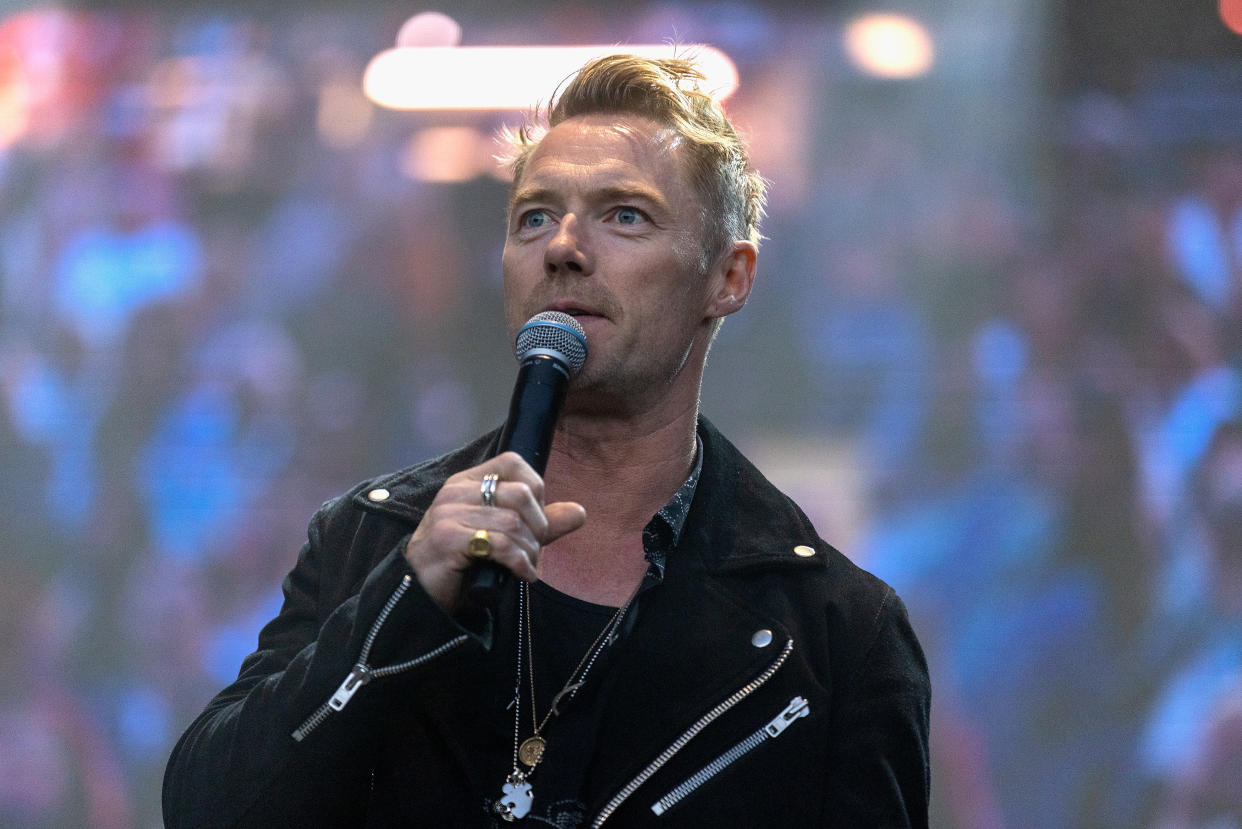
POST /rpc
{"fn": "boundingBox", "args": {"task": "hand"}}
[403,452,586,612]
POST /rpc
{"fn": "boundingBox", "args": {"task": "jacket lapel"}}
[583,419,827,809]
[586,565,793,806]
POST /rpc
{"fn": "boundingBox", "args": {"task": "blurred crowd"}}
[858,106,1242,825]
[0,5,1239,828]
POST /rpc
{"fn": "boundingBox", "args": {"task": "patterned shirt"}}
[639,433,704,587]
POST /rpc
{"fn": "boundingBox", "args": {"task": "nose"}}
[544,213,592,277]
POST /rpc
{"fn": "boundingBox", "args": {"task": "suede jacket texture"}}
[163,417,931,827]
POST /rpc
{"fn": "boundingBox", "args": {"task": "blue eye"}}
[616,207,643,225]
[521,210,549,229]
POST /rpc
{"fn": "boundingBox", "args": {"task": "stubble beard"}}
[561,332,701,423]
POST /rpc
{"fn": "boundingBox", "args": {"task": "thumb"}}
[543,501,587,543]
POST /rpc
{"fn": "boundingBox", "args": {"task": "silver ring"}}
[480,473,499,507]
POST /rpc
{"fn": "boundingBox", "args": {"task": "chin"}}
[565,373,658,419]
[565,373,619,407]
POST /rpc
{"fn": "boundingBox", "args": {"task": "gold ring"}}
[467,529,492,559]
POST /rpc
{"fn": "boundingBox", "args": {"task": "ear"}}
[704,240,757,320]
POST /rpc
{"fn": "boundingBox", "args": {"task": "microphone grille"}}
[515,312,588,375]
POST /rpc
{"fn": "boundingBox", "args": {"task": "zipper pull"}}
[329,664,373,712]
[764,696,810,737]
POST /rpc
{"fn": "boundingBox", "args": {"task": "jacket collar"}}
[685,417,830,576]
[352,416,831,576]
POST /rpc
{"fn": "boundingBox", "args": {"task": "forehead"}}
[513,114,691,201]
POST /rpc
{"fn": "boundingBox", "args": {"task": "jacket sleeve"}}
[162,497,483,828]
[824,587,931,827]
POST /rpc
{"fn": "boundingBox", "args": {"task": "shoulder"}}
[284,429,501,615]
[312,428,501,530]
[694,417,890,597]
[694,416,918,664]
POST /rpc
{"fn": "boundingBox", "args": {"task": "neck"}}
[546,397,699,521]
[534,394,700,605]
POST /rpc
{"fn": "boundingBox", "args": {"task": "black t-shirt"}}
[503,580,626,827]
[486,438,703,826]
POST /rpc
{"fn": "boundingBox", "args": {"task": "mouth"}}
[546,303,604,319]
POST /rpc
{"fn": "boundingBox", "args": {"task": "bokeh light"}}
[843,12,935,79]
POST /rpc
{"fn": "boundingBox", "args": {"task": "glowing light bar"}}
[364,45,738,111]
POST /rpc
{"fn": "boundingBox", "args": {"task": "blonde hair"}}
[504,54,766,264]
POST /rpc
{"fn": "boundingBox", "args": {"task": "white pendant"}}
[497,778,533,821]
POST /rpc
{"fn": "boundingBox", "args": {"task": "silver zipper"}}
[591,638,794,827]
[650,696,810,816]
[292,574,469,741]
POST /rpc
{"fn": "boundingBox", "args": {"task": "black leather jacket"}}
[164,418,930,827]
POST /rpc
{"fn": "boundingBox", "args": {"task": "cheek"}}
[500,244,519,281]
[501,245,533,290]
[500,255,529,331]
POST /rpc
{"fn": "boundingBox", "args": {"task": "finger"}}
[454,521,538,581]
[486,480,549,541]
[467,504,543,559]
[474,452,546,504]
[542,501,587,544]
[432,502,542,560]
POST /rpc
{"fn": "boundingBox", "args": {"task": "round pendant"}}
[518,735,547,767]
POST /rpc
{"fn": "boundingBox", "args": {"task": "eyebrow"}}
[508,184,671,216]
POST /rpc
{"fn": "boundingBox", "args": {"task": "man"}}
[164,54,930,827]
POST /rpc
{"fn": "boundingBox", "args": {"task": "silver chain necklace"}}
[493,580,636,822]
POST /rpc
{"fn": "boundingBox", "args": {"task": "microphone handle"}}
[465,356,570,606]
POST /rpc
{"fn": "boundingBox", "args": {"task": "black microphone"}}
[465,311,588,606]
